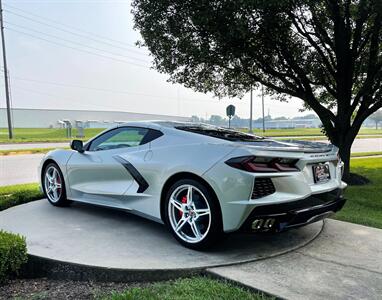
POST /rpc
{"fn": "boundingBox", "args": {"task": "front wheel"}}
[43,162,70,207]
[164,179,223,250]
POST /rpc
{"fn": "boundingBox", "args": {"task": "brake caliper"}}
[179,195,187,217]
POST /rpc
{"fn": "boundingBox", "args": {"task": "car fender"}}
[39,149,75,197]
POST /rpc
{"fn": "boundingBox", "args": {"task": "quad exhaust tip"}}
[251,218,276,231]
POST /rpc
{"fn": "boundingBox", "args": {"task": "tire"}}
[164,179,223,250]
[42,162,71,207]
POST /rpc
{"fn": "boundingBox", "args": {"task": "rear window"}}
[175,125,264,142]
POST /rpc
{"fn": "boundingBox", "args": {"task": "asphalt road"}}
[0,138,381,186]
[0,154,44,186]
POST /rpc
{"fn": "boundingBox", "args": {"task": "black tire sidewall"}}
[164,178,223,250]
[43,162,69,207]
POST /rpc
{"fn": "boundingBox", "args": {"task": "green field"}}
[1,127,382,143]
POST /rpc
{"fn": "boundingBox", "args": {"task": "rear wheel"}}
[43,162,70,207]
[164,179,222,250]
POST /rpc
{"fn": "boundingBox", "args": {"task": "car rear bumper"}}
[240,188,346,232]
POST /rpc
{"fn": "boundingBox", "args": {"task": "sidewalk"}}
[208,219,382,300]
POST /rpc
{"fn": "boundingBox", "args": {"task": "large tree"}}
[132,0,382,181]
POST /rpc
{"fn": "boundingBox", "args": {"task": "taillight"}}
[225,156,299,172]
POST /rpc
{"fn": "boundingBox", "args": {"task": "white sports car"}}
[39,121,347,249]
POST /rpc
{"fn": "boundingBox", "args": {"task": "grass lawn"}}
[335,157,382,229]
[1,127,382,143]
[103,277,271,300]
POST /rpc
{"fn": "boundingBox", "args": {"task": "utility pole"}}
[0,0,13,139]
[249,86,253,133]
[261,84,265,133]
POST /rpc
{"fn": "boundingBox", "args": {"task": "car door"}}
[66,126,150,208]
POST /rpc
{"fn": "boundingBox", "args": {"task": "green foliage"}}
[0,183,43,211]
[103,277,272,300]
[0,230,28,281]
[336,157,382,228]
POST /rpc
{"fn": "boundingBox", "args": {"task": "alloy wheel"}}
[168,184,211,244]
[44,166,62,203]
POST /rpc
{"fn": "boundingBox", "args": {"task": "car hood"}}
[237,139,334,153]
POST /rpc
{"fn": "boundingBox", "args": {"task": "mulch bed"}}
[0,278,143,300]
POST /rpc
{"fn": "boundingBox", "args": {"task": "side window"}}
[140,129,163,144]
[88,127,149,151]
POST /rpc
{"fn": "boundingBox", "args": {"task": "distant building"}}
[253,118,322,129]
[0,108,190,128]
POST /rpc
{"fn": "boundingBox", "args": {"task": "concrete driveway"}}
[209,219,382,300]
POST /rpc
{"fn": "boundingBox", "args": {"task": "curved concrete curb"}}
[1,200,324,282]
[22,255,203,282]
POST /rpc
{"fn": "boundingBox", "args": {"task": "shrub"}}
[0,183,43,212]
[0,230,28,281]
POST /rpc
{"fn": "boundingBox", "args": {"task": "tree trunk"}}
[338,142,352,182]
[327,127,353,183]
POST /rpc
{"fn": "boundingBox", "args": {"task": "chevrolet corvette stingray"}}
[39,121,347,249]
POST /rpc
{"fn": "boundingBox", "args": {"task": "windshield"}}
[175,125,264,142]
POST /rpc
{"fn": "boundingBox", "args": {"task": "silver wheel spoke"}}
[175,217,189,232]
[189,220,202,239]
[170,198,183,212]
[55,183,62,189]
[47,174,53,183]
[195,208,210,218]
[186,186,193,205]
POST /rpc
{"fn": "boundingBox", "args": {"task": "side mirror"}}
[70,140,84,153]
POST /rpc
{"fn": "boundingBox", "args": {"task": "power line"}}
[11,84,124,111]
[6,74,222,103]
[3,5,146,55]
[6,27,151,68]
[5,22,150,64]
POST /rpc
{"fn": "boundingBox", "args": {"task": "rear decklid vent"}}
[251,178,276,199]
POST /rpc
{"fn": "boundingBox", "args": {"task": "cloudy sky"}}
[0,0,304,119]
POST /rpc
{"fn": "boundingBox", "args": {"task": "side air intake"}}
[251,178,275,199]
